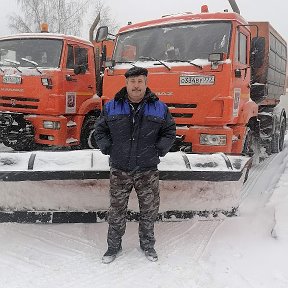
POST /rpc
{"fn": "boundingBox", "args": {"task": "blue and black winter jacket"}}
[95,87,176,172]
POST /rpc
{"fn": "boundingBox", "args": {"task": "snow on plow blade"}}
[0,150,252,223]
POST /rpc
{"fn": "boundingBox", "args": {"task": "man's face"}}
[126,75,147,103]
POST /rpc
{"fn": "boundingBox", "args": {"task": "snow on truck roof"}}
[119,11,247,33]
[0,33,93,46]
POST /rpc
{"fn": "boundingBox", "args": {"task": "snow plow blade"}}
[0,150,252,223]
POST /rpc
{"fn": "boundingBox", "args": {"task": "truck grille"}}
[171,113,193,118]
[0,96,39,110]
[167,103,197,119]
[166,103,197,109]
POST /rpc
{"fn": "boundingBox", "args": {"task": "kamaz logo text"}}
[155,92,173,96]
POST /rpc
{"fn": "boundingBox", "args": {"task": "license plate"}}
[2,75,22,84]
[179,75,215,86]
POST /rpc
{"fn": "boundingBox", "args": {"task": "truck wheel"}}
[3,126,35,151]
[4,138,35,151]
[80,115,99,149]
[242,128,254,156]
[242,127,260,164]
[271,115,286,153]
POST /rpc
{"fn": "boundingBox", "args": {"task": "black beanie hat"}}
[124,66,148,78]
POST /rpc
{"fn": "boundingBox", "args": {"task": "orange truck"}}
[95,0,287,158]
[0,21,108,151]
[0,0,287,159]
[1,0,287,222]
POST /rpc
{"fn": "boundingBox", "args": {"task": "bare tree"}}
[9,0,91,36]
[88,1,119,36]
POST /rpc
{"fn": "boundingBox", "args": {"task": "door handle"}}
[88,85,93,89]
[66,74,77,82]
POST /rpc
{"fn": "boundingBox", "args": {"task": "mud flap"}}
[0,150,252,223]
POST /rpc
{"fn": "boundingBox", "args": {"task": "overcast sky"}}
[0,0,287,42]
[103,0,288,42]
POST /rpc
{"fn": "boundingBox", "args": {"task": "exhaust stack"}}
[228,0,240,14]
[89,13,101,42]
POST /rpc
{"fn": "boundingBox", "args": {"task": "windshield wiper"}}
[113,61,138,68]
[138,56,171,71]
[4,59,22,73]
[115,61,135,65]
[166,59,202,70]
[21,58,42,74]
[189,60,203,69]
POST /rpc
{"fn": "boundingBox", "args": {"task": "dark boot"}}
[102,246,122,264]
[140,245,158,262]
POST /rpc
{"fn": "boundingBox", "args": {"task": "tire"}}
[4,140,35,151]
[3,124,35,151]
[242,126,260,164]
[80,115,99,149]
[271,115,286,153]
[242,127,254,156]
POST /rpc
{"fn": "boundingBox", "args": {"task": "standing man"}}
[95,66,176,264]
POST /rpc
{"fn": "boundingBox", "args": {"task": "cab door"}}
[232,26,251,118]
[63,42,96,114]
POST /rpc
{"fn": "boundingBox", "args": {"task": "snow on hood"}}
[113,59,231,70]
[0,67,58,76]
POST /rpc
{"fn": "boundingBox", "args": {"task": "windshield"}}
[114,22,231,62]
[0,38,63,68]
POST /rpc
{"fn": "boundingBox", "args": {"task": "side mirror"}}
[74,65,87,75]
[95,26,108,43]
[250,37,265,68]
[208,52,224,62]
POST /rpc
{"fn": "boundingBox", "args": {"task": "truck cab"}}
[98,12,257,153]
[98,7,286,155]
[0,33,101,150]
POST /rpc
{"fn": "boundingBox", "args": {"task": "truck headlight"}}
[43,120,60,130]
[200,134,227,146]
[41,78,52,89]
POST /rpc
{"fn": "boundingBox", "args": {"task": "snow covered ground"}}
[0,134,288,287]
[0,93,288,287]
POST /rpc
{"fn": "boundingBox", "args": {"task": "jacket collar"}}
[114,87,159,103]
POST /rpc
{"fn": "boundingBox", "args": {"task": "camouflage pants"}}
[107,167,160,250]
